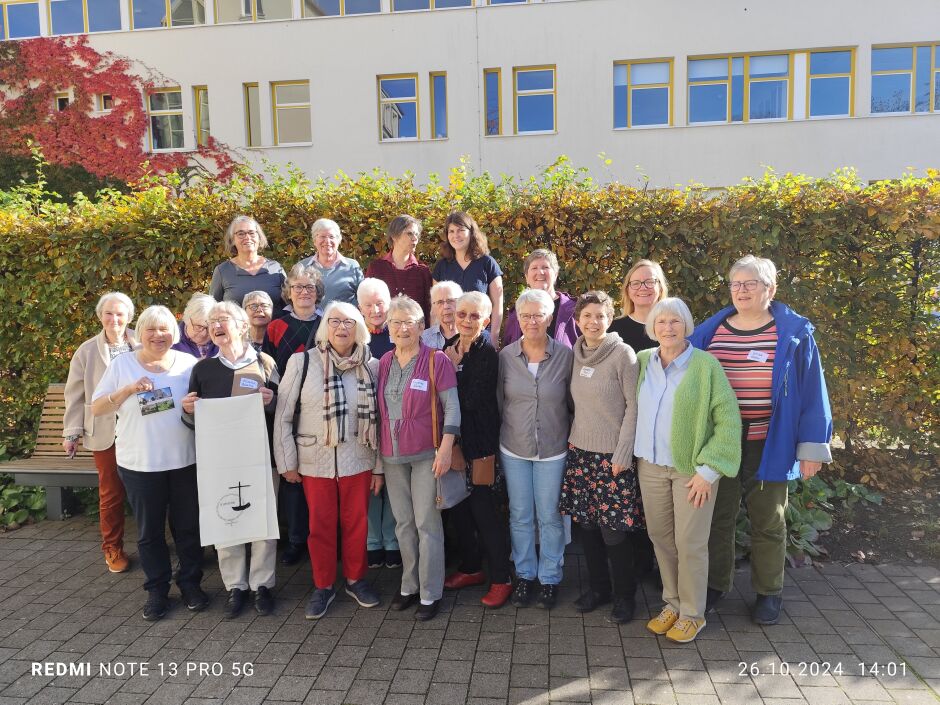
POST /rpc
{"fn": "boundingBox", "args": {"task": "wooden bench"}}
[2,383,99,520]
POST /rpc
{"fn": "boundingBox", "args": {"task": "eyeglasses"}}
[519,313,548,323]
[290,284,318,294]
[191,323,208,333]
[328,318,356,329]
[456,311,483,322]
[729,279,763,292]
[433,297,457,307]
[234,230,257,240]
[208,317,233,326]
[315,234,339,242]
[245,303,272,312]
[628,278,659,290]
[388,319,418,329]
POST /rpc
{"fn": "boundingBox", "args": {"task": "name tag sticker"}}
[239,378,259,390]
[747,350,769,363]
[410,378,429,392]
[579,366,595,378]
[456,365,464,373]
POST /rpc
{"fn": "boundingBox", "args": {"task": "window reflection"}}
[379,75,418,140]
[515,67,555,133]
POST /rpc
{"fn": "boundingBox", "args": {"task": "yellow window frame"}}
[193,85,209,147]
[54,91,71,111]
[687,51,794,124]
[486,0,530,4]
[376,72,419,141]
[216,0,287,22]
[2,0,41,39]
[302,0,379,17]
[46,0,86,34]
[613,58,674,129]
[512,64,557,135]
[96,93,113,112]
[805,47,855,118]
[147,87,183,152]
[429,71,447,139]
[483,67,502,136]
[129,0,203,28]
[243,82,261,147]
[270,80,311,145]
[390,0,473,10]
[871,43,938,114]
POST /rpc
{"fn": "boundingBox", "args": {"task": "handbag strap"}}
[429,349,439,449]
[291,350,310,438]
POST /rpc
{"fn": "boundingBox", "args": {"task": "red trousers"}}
[302,472,370,589]
[93,445,126,552]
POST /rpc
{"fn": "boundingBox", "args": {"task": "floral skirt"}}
[559,444,645,533]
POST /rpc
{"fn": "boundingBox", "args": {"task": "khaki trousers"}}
[637,459,718,620]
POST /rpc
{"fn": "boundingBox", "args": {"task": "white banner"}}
[194,394,278,548]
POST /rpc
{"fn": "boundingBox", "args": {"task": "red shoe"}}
[444,571,486,590]
[481,583,513,608]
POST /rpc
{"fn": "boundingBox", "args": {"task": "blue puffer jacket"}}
[688,300,833,482]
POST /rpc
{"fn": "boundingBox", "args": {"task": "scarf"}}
[574,331,625,368]
[319,342,378,450]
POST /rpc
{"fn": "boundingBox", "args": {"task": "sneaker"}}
[510,578,535,608]
[705,587,725,615]
[142,590,169,621]
[666,617,706,643]
[444,571,486,590]
[224,588,248,619]
[390,593,419,611]
[281,543,306,566]
[415,600,441,621]
[254,586,274,616]
[179,584,209,612]
[305,588,335,620]
[481,583,513,608]
[574,589,611,613]
[608,596,636,624]
[104,547,130,573]
[345,580,380,608]
[535,584,558,610]
[367,549,385,569]
[752,594,783,625]
[647,606,680,635]
[384,550,402,569]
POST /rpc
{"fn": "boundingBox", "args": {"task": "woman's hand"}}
[181,392,199,414]
[371,474,385,495]
[62,439,78,458]
[283,470,302,484]
[685,474,714,509]
[259,386,274,405]
[800,460,822,480]
[433,434,456,478]
[611,463,626,477]
[131,377,154,394]
[443,343,464,368]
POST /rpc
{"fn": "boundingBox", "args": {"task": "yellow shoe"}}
[647,607,679,635]
[105,547,130,573]
[665,617,706,643]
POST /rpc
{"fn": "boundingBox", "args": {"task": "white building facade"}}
[3,0,939,185]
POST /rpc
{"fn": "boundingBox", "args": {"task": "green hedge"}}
[1,159,937,483]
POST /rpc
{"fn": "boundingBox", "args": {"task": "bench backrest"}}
[33,384,93,459]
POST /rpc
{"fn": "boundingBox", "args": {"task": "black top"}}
[262,312,322,378]
[182,355,277,430]
[368,327,395,360]
[432,255,502,295]
[608,315,656,353]
[443,334,500,460]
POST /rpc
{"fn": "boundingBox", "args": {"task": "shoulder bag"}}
[430,351,469,509]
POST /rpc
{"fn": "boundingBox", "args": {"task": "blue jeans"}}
[501,452,566,585]
[367,487,399,551]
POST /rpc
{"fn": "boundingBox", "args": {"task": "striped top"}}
[706,319,777,441]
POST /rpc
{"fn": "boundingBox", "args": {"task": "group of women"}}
[62,211,832,643]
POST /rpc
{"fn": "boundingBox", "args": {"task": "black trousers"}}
[450,485,511,584]
[577,523,637,599]
[279,480,309,546]
[118,465,203,594]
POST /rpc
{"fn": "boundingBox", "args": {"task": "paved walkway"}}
[0,517,938,705]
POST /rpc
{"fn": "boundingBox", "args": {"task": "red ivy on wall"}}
[0,36,237,183]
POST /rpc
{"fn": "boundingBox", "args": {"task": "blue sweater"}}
[688,301,833,482]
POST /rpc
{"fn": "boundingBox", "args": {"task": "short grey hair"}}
[209,301,250,343]
[224,215,268,256]
[95,291,135,322]
[282,262,326,305]
[137,305,180,344]
[311,218,341,241]
[515,288,554,317]
[388,295,425,326]
[316,302,371,348]
[457,291,492,319]
[729,255,777,288]
[430,280,463,303]
[523,249,560,276]
[357,277,391,306]
[182,293,216,324]
[242,290,274,309]
[646,297,695,340]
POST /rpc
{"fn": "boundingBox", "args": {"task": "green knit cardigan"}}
[636,347,742,478]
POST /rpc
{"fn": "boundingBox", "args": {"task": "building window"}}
[378,74,418,141]
[688,54,790,124]
[302,0,379,16]
[871,44,938,114]
[216,0,290,22]
[483,68,501,136]
[131,0,204,28]
[148,89,184,151]
[50,0,121,34]
[96,93,113,112]
[194,86,210,147]
[391,0,470,8]
[613,59,672,128]
[808,50,853,117]
[271,81,311,145]
[488,0,528,4]
[1,1,41,39]
[55,92,71,111]
[244,82,261,147]
[430,72,447,139]
[514,65,555,134]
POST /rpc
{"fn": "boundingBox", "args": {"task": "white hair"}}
[242,290,273,308]
[457,291,492,319]
[182,293,216,324]
[209,301,250,343]
[95,291,134,322]
[316,302,371,347]
[515,288,554,317]
[430,280,463,302]
[357,277,391,306]
[730,254,777,288]
[646,297,695,340]
[388,295,425,326]
[311,218,341,241]
[136,305,180,344]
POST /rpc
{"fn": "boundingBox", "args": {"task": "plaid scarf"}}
[319,342,378,450]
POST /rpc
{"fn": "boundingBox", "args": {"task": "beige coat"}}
[62,330,137,451]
